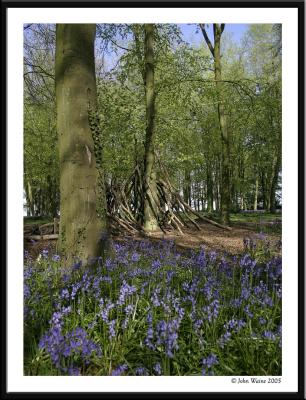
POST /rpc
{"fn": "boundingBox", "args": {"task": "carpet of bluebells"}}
[24,235,281,376]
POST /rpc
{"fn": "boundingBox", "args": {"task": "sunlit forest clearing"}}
[24,23,282,376]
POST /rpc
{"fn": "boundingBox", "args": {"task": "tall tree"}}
[142,24,159,232]
[55,24,107,265]
[200,24,231,225]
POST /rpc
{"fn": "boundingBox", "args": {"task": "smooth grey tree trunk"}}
[55,24,106,266]
[143,24,159,232]
[200,23,231,225]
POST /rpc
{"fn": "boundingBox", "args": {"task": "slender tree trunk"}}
[55,24,106,266]
[265,172,271,211]
[269,105,281,213]
[269,152,281,213]
[142,24,159,232]
[200,23,231,225]
[213,25,231,225]
[25,178,34,216]
[206,166,214,213]
[254,176,259,211]
[183,168,191,206]
[241,195,244,211]
[261,173,266,210]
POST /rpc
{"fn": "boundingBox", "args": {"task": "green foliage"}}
[23,23,281,217]
[24,103,59,216]
[24,24,59,217]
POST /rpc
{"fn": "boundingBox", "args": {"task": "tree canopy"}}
[24,23,282,225]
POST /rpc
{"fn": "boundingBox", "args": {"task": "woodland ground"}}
[24,212,281,259]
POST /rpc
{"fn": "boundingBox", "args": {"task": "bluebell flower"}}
[50,311,64,330]
[262,295,273,307]
[140,281,149,295]
[72,261,81,271]
[241,287,250,301]
[105,258,115,271]
[68,366,81,376]
[259,317,266,325]
[202,353,218,369]
[71,282,81,300]
[277,325,282,348]
[42,249,49,258]
[131,252,140,262]
[108,320,116,339]
[155,318,180,358]
[60,288,70,301]
[230,298,242,308]
[219,331,231,348]
[101,276,112,284]
[135,366,149,376]
[152,259,162,271]
[87,320,97,330]
[39,327,65,368]
[145,311,155,350]
[224,319,246,333]
[125,304,134,316]
[209,251,217,264]
[153,363,162,375]
[151,287,161,307]
[62,306,72,315]
[99,300,114,323]
[111,364,128,376]
[24,266,34,280]
[263,330,276,340]
[62,273,70,284]
[176,303,186,320]
[117,281,137,306]
[244,305,254,319]
[194,319,203,331]
[24,284,31,299]
[203,299,219,322]
[195,246,207,269]
[202,282,213,300]
[166,270,175,283]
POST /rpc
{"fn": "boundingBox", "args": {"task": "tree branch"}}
[199,24,214,57]
[24,62,55,79]
[109,38,131,52]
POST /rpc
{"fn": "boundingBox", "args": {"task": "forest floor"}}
[117,219,281,255]
[24,213,281,259]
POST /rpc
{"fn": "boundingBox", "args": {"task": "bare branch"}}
[24,62,55,80]
[109,38,131,52]
[199,24,214,57]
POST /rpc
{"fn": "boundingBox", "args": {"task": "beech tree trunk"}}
[55,24,106,266]
[183,168,191,206]
[213,25,231,225]
[142,24,159,232]
[200,23,231,225]
[269,153,281,213]
[206,165,214,213]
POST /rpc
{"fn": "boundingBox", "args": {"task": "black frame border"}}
[2,1,305,399]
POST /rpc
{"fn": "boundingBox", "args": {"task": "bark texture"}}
[143,24,159,232]
[55,24,105,265]
[200,23,231,225]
